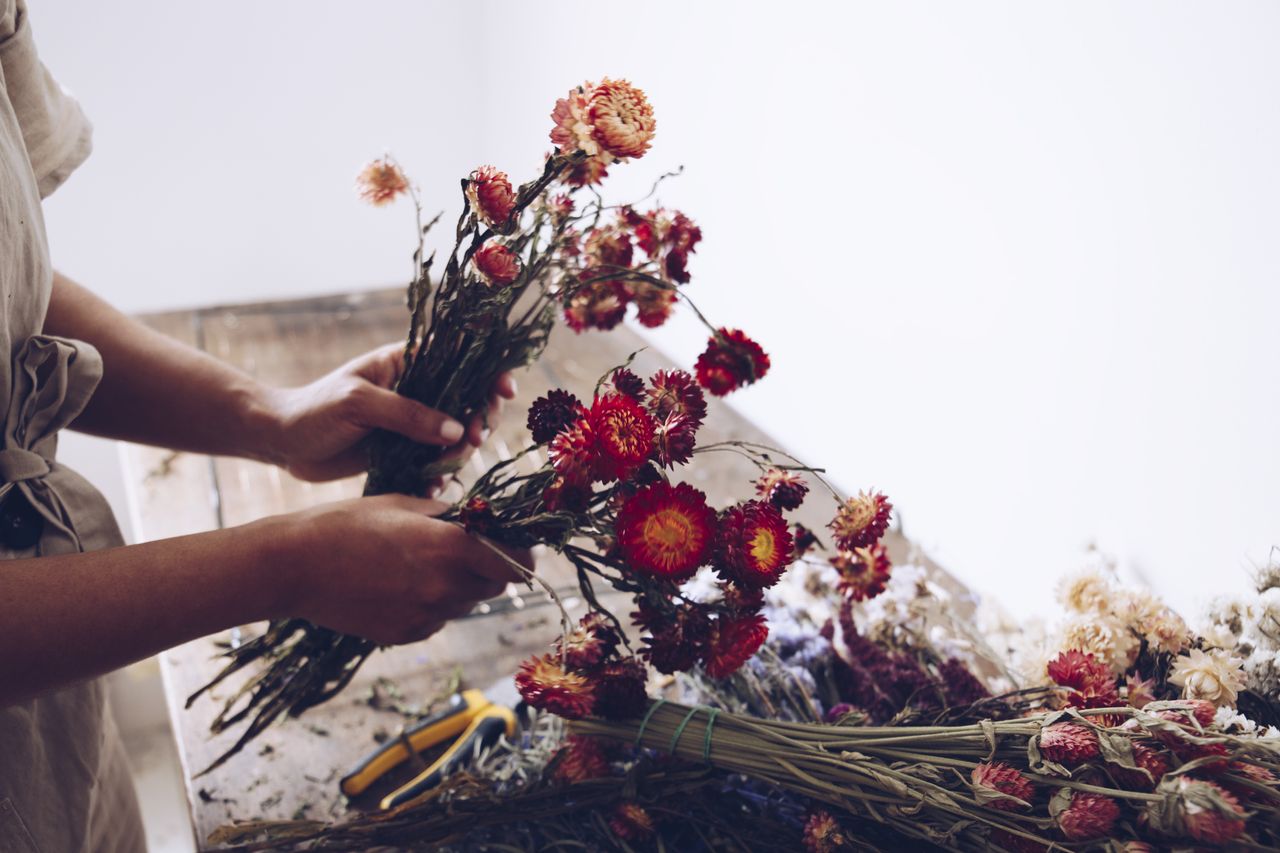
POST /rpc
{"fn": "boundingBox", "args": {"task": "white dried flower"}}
[1206,596,1257,636]
[1169,648,1247,707]
[1060,615,1141,673]
[1214,706,1257,733]
[1199,623,1238,650]
[1055,568,1116,615]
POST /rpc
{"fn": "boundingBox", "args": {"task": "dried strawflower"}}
[802,809,849,852]
[465,165,516,229]
[550,735,609,783]
[1046,650,1119,708]
[549,83,597,156]
[645,369,707,424]
[1055,568,1115,615]
[472,242,521,286]
[459,497,496,535]
[652,414,698,468]
[557,613,619,669]
[695,328,770,396]
[588,393,656,482]
[563,154,609,187]
[609,369,646,402]
[1059,615,1139,674]
[515,654,595,719]
[564,279,629,332]
[609,802,656,841]
[1168,648,1247,707]
[527,389,584,443]
[636,601,711,674]
[755,469,810,511]
[828,490,892,552]
[548,418,596,486]
[587,78,656,160]
[355,158,409,206]
[584,225,634,270]
[630,282,677,327]
[591,656,648,719]
[1053,790,1120,841]
[545,192,574,224]
[1038,722,1100,765]
[703,612,768,678]
[830,544,891,602]
[792,523,819,557]
[714,500,794,589]
[615,482,716,581]
[1124,673,1158,709]
[719,582,764,616]
[971,761,1034,810]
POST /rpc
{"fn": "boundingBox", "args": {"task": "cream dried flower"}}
[1199,623,1238,650]
[1056,569,1115,615]
[1169,648,1247,707]
[1140,608,1191,655]
[1061,616,1140,674]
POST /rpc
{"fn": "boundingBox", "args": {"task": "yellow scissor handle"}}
[340,689,489,798]
[379,704,518,810]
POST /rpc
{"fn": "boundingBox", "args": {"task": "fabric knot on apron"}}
[0,333,107,555]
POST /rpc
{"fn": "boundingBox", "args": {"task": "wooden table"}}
[121,288,954,849]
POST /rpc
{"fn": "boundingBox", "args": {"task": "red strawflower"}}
[528,389,585,443]
[971,761,1034,811]
[630,281,678,327]
[585,225,634,271]
[755,469,810,511]
[828,490,892,551]
[548,418,596,486]
[653,413,698,468]
[636,600,711,674]
[703,612,768,678]
[557,612,620,669]
[695,328,770,396]
[465,165,516,229]
[1156,777,1246,843]
[551,735,610,783]
[609,802,656,841]
[802,810,848,852]
[591,656,648,719]
[564,279,629,332]
[459,497,496,535]
[793,523,819,557]
[355,158,409,206]
[714,501,794,589]
[720,582,765,615]
[588,78,655,160]
[563,154,609,187]
[1110,741,1168,791]
[1039,723,1100,765]
[1054,791,1120,841]
[1047,650,1120,709]
[646,369,706,424]
[588,393,656,482]
[610,369,646,402]
[830,544,891,602]
[515,654,595,719]
[615,482,715,581]
[542,476,591,514]
[546,192,574,225]
[472,242,521,286]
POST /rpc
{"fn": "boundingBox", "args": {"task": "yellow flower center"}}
[749,527,778,568]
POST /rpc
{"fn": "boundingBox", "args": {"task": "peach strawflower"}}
[588,78,656,160]
[1059,615,1140,673]
[472,242,521,286]
[550,82,600,157]
[1168,648,1247,707]
[1055,568,1115,615]
[465,165,516,229]
[355,158,409,206]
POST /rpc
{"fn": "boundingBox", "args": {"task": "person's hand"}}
[266,494,531,645]
[258,344,517,486]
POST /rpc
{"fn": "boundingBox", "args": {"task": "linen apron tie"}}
[0,333,105,556]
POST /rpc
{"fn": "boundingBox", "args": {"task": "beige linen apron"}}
[0,1,146,850]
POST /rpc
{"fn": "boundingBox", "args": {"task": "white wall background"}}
[31,1,1280,620]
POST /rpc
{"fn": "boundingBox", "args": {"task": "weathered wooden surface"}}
[121,288,948,849]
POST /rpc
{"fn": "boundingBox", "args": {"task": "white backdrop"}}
[31,1,1280,619]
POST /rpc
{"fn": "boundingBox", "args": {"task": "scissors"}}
[339,677,520,810]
